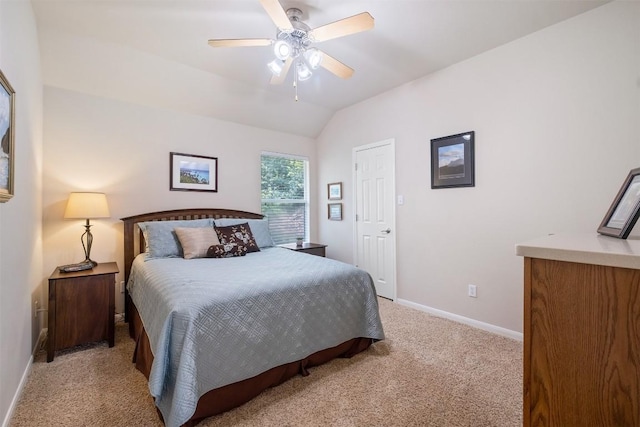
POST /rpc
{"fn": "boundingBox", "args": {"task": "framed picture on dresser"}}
[597,167,640,239]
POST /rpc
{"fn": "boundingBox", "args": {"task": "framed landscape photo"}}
[328,182,342,200]
[597,167,640,239]
[0,68,15,203]
[328,203,342,221]
[430,131,475,189]
[170,152,218,192]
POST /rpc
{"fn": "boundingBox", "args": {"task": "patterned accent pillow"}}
[214,218,275,248]
[206,243,247,258]
[214,223,260,253]
[174,227,220,259]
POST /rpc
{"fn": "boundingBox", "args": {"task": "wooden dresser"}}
[516,234,640,426]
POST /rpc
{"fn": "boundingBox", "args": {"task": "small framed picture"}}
[597,167,640,239]
[328,182,342,200]
[328,203,343,221]
[170,152,218,192]
[430,131,475,189]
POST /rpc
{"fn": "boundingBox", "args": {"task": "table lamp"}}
[64,192,110,266]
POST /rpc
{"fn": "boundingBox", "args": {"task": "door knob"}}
[381,228,391,234]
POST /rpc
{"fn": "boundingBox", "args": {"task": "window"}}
[261,152,309,245]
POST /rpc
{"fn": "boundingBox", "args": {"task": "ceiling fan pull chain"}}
[294,59,299,102]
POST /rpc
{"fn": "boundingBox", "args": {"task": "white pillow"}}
[174,227,221,259]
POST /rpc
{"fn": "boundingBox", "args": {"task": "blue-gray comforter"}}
[127,247,385,427]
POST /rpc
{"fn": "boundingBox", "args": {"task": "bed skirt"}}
[128,303,374,426]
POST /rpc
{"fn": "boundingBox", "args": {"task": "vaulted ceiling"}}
[32,0,608,137]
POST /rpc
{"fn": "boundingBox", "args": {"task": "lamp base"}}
[83,258,98,267]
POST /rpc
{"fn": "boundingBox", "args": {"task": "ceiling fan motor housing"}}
[276,8,313,59]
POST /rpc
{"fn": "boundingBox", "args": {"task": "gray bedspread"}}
[127,247,385,427]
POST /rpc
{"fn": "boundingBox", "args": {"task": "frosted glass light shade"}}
[267,59,283,76]
[64,192,110,219]
[304,48,323,69]
[273,40,291,60]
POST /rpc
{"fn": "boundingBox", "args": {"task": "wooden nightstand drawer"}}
[47,262,119,362]
[278,242,327,257]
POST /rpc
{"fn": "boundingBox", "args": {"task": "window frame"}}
[260,151,310,244]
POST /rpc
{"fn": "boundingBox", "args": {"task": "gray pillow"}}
[138,218,214,259]
[214,218,274,248]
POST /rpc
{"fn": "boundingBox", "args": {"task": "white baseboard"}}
[1,328,46,427]
[396,298,523,341]
[2,355,34,427]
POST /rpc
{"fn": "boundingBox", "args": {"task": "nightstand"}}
[47,262,119,362]
[278,242,327,257]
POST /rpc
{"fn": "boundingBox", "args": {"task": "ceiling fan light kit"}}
[208,0,374,101]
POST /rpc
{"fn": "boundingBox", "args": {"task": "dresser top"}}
[516,233,640,270]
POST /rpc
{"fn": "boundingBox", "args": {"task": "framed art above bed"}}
[170,152,218,192]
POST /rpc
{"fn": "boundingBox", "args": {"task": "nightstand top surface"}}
[278,242,327,250]
[49,262,119,280]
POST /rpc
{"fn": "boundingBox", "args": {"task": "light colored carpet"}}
[10,299,522,426]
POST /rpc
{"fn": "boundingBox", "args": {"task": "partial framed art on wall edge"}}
[170,152,218,192]
[597,167,640,239]
[0,68,15,203]
[430,131,475,189]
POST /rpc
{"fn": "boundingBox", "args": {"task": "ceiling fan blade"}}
[270,57,293,85]
[310,12,374,42]
[208,39,272,48]
[319,52,354,79]
[259,0,293,31]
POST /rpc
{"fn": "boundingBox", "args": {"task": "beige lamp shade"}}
[64,192,110,219]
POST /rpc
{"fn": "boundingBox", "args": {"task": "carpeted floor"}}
[10,298,522,426]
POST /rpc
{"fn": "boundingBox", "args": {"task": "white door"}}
[354,140,396,300]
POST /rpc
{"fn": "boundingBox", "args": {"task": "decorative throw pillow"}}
[138,218,214,259]
[214,223,260,253]
[214,218,275,249]
[206,243,247,258]
[174,227,220,259]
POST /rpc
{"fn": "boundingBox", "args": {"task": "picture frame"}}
[170,152,218,192]
[328,203,343,221]
[0,68,15,203]
[597,167,640,239]
[328,182,342,200]
[430,131,475,189]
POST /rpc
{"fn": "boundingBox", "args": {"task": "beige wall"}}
[317,1,640,333]
[42,87,317,315]
[0,1,43,425]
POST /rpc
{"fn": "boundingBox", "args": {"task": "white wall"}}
[42,87,317,315]
[0,1,43,425]
[317,1,640,333]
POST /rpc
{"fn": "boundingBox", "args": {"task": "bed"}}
[121,208,385,427]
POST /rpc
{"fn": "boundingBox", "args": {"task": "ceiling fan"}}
[208,0,374,100]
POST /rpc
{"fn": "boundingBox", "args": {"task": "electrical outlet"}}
[34,300,39,318]
[468,284,477,298]
[120,281,125,294]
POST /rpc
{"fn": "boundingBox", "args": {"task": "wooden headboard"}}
[120,208,264,320]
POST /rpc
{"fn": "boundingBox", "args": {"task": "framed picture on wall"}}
[170,152,218,192]
[597,167,640,239]
[0,68,15,203]
[430,131,475,189]
[328,182,342,200]
[328,203,343,221]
